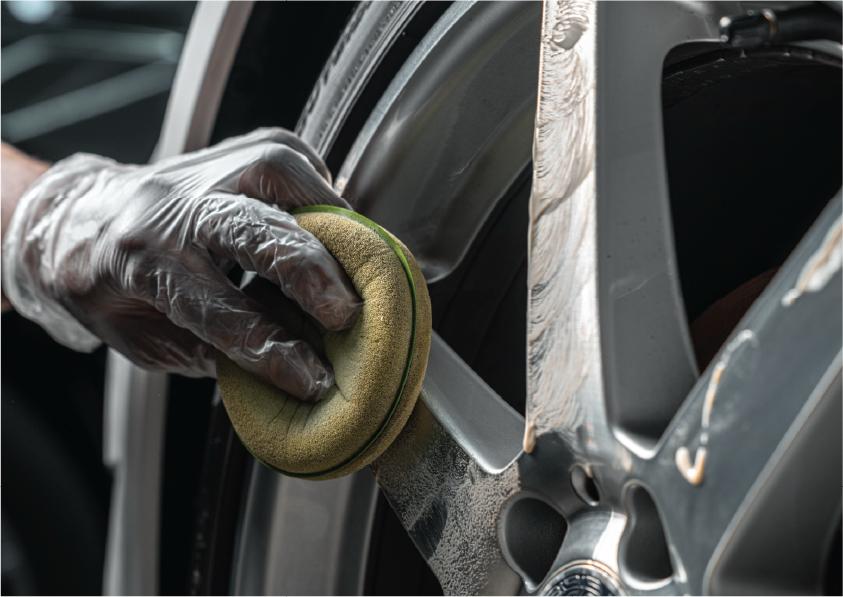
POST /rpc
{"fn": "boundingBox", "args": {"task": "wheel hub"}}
[540,562,621,597]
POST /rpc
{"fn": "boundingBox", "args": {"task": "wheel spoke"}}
[372,332,525,594]
[594,1,743,446]
[644,196,843,593]
[423,333,524,473]
[527,0,749,456]
[527,0,601,455]
[373,405,522,595]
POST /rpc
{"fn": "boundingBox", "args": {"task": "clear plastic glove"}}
[2,128,362,401]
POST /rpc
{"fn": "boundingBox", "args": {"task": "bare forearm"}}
[2,143,50,309]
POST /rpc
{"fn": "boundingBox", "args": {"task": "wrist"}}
[1,144,49,241]
[1,145,49,310]
[1,152,113,351]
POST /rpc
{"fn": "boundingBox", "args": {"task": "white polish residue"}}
[782,214,842,307]
[675,330,756,486]
[523,419,536,454]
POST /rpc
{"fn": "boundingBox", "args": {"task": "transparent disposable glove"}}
[2,128,362,401]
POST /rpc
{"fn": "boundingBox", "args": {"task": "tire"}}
[2,390,105,595]
[296,2,426,158]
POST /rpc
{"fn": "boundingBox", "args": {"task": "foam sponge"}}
[217,206,432,480]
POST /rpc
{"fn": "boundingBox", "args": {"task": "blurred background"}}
[2,2,195,593]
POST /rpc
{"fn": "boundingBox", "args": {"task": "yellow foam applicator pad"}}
[217,205,432,480]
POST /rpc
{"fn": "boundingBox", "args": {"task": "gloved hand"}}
[2,128,361,401]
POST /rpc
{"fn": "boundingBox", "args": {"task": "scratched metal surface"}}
[374,403,523,595]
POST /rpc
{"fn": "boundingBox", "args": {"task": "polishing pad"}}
[217,205,432,480]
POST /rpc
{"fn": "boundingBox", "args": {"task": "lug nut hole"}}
[500,495,567,589]
[571,465,600,506]
[620,485,674,582]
